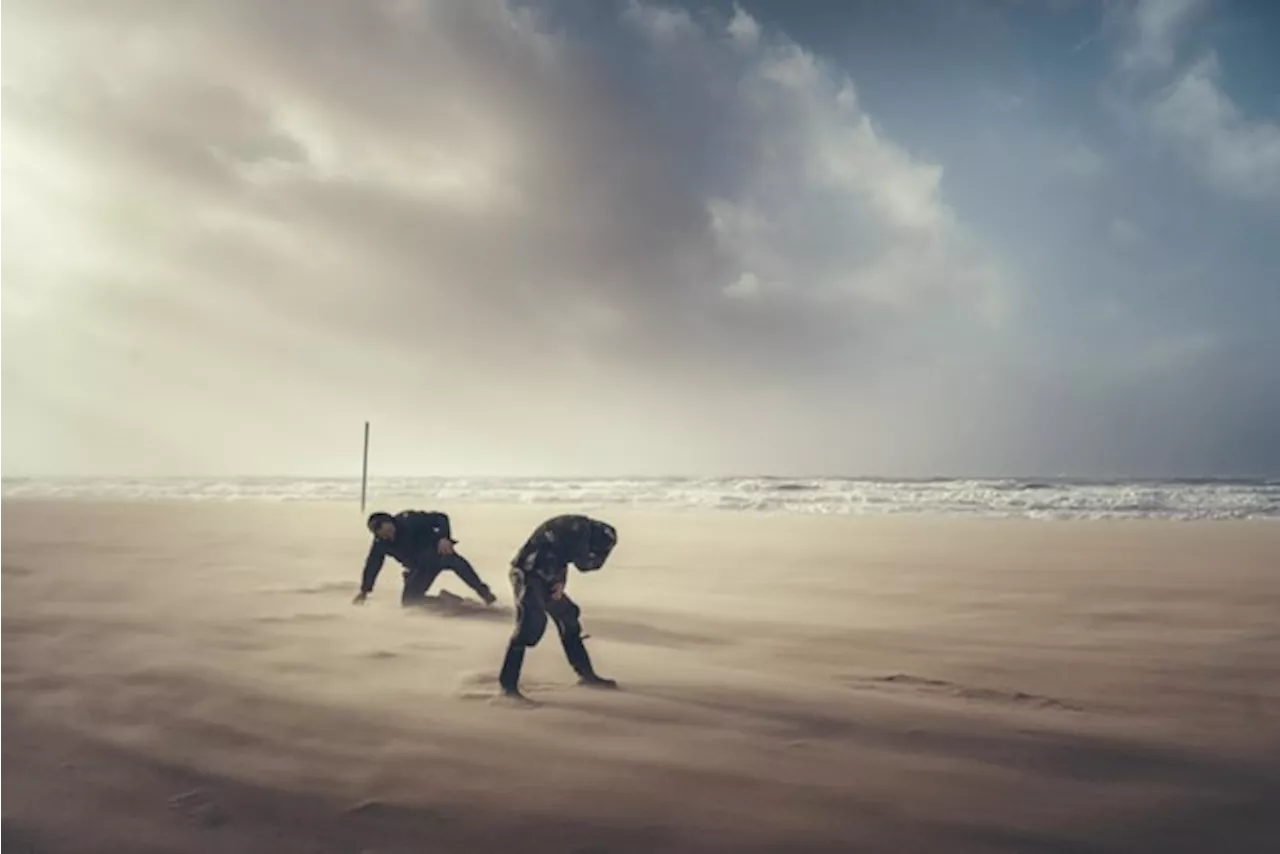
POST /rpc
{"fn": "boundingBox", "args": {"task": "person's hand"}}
[550,581,565,600]
[437,538,455,556]
[352,590,368,605]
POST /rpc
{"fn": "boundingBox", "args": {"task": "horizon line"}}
[4,473,1278,483]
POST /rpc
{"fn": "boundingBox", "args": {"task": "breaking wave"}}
[4,476,1278,520]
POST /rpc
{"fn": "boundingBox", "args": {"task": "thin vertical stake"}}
[360,421,370,514]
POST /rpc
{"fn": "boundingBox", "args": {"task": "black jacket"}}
[510,514,602,587]
[360,510,454,593]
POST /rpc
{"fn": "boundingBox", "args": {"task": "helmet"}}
[576,519,617,571]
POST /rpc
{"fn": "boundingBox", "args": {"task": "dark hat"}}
[577,519,618,571]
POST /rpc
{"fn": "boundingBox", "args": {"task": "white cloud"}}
[1057,140,1106,178]
[727,5,760,50]
[1132,331,1219,378]
[1109,217,1143,244]
[1120,0,1207,74]
[622,12,1007,321]
[2,0,1014,475]
[621,1,698,46]
[723,271,761,300]
[1149,54,1280,199]
[982,89,1026,113]
[1109,0,1279,200]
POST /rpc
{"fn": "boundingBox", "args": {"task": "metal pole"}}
[360,421,370,514]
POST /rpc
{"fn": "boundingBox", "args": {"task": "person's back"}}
[510,514,599,586]
[378,510,452,564]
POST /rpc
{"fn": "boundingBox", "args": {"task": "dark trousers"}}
[499,568,597,692]
[401,553,493,606]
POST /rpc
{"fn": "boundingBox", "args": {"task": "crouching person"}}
[354,510,497,607]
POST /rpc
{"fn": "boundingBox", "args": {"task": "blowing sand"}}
[3,500,1279,853]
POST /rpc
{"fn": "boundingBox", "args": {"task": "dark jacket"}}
[361,510,454,593]
[510,514,603,587]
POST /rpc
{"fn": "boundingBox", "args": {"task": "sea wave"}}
[3,476,1278,520]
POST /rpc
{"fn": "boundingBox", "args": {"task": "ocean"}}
[3,476,1278,520]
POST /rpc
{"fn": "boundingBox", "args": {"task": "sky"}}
[2,0,1278,478]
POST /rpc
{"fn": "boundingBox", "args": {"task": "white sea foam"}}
[3,476,1278,520]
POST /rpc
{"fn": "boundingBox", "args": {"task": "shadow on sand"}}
[403,590,512,622]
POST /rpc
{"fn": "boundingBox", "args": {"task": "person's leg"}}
[440,553,496,604]
[548,594,617,688]
[400,564,441,606]
[499,569,549,696]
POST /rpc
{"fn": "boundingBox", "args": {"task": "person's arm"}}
[549,562,571,599]
[420,511,455,554]
[353,541,387,603]
[431,512,455,552]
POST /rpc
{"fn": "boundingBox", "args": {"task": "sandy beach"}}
[3,500,1278,853]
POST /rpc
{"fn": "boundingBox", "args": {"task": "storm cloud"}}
[3,0,1277,476]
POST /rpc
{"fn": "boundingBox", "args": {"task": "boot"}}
[498,643,526,697]
[561,634,618,689]
[479,587,497,606]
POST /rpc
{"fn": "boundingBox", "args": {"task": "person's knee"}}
[554,613,582,640]
[552,600,583,637]
[510,607,547,648]
[510,626,545,647]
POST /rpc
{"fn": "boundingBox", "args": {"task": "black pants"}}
[401,553,493,606]
[498,568,597,692]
